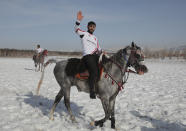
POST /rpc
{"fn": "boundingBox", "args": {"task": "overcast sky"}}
[0,0,186,51]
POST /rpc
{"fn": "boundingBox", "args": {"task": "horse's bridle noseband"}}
[103,49,139,92]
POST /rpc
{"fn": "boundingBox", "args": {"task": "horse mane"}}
[101,46,130,72]
[110,46,130,65]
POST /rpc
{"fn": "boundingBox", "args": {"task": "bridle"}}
[42,50,48,56]
[103,48,140,92]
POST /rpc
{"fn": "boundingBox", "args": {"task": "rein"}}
[103,54,137,91]
[104,67,137,91]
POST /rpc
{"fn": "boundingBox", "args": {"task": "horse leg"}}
[41,63,43,72]
[64,86,76,122]
[49,89,64,120]
[39,63,41,72]
[94,98,111,127]
[35,62,37,71]
[109,99,116,129]
[37,64,39,72]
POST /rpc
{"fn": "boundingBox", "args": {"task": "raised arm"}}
[77,11,83,21]
[74,11,86,35]
[97,40,102,52]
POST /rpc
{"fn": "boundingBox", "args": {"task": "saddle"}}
[65,57,104,80]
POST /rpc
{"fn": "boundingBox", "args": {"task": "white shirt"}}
[36,48,44,54]
[75,20,101,56]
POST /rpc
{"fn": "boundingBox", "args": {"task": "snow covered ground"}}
[0,57,186,131]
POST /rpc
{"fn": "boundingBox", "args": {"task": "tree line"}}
[143,47,186,60]
[0,48,81,57]
[0,48,186,60]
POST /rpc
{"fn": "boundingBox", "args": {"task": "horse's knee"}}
[55,94,63,103]
[64,97,70,107]
[63,88,71,106]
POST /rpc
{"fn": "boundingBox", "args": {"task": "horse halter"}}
[103,45,147,93]
[43,50,48,56]
[103,49,136,91]
[127,46,144,68]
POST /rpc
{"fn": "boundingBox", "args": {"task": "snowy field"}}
[0,57,186,131]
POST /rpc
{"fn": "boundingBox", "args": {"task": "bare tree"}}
[183,49,186,60]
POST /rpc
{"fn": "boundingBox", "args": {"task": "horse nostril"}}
[140,58,144,61]
[135,54,140,59]
[138,55,144,61]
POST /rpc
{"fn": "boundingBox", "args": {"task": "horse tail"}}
[36,59,57,95]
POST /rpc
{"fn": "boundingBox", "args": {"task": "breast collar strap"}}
[103,53,131,91]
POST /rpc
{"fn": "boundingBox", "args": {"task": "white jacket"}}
[36,48,44,54]
[75,20,101,56]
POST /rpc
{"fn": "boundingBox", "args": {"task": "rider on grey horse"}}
[36,42,148,129]
[75,11,102,99]
[36,11,148,129]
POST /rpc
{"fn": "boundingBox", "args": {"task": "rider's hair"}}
[37,44,40,48]
[88,21,96,27]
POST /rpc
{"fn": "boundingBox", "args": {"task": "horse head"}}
[125,42,148,75]
[42,49,48,56]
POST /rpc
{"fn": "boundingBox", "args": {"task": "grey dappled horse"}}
[33,50,48,72]
[37,44,148,129]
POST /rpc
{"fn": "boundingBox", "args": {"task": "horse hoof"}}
[90,121,95,126]
[72,119,77,123]
[70,116,77,123]
[95,121,103,127]
[49,117,54,121]
[71,119,77,123]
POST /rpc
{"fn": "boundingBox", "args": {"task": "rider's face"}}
[87,24,96,34]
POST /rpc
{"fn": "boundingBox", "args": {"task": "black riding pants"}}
[82,54,99,91]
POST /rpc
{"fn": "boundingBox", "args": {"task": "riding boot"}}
[83,54,98,99]
[89,80,96,99]
[90,87,96,99]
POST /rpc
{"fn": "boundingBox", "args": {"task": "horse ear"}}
[131,41,135,47]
